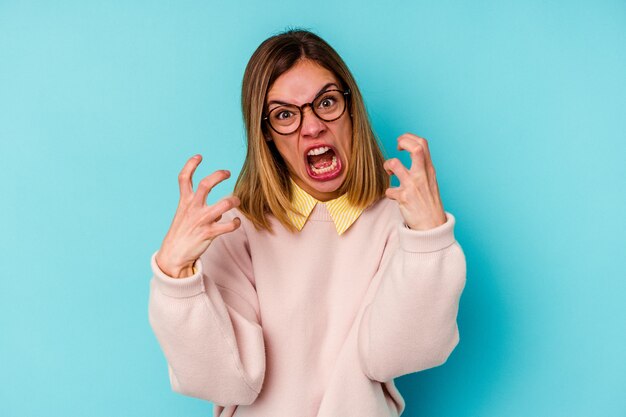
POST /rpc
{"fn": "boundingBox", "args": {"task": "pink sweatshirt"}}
[148,197,466,417]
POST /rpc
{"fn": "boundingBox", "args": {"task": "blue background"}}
[1,1,625,416]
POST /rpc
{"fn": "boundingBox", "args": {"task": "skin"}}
[265,59,353,201]
[155,160,241,278]
[384,133,448,230]
[156,60,448,278]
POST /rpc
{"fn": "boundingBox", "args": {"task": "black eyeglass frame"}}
[262,88,351,136]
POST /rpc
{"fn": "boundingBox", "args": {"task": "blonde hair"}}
[234,29,389,232]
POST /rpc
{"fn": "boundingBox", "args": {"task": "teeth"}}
[307,146,331,156]
[310,156,338,175]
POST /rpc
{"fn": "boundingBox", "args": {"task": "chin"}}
[301,171,347,200]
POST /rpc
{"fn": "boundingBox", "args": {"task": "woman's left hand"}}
[384,133,448,231]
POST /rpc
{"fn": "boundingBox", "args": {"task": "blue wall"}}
[1,1,624,416]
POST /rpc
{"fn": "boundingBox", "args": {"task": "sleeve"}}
[148,216,266,406]
[357,211,466,382]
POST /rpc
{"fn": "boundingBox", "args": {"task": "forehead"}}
[266,59,340,105]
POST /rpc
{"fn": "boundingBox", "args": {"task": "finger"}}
[192,170,231,207]
[399,133,436,175]
[209,217,242,238]
[202,195,241,223]
[178,154,202,198]
[385,187,401,201]
[406,135,437,188]
[383,158,411,184]
[397,135,426,175]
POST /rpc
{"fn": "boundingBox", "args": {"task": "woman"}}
[149,29,466,417]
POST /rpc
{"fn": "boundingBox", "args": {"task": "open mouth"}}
[305,145,342,180]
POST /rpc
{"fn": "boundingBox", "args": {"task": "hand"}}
[155,154,241,278]
[384,133,447,231]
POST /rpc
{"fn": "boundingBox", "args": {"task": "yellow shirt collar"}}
[286,179,365,235]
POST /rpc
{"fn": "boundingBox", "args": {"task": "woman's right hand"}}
[155,154,241,278]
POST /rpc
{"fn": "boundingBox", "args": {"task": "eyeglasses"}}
[263,88,351,135]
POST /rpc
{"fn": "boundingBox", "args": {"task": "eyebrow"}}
[267,82,339,107]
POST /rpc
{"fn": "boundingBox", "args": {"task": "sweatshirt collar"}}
[286,179,365,235]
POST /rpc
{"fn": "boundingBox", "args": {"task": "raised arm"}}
[357,133,467,382]
[148,155,265,405]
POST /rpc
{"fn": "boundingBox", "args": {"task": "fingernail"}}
[194,154,201,159]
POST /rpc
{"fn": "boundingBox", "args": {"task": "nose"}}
[299,105,326,138]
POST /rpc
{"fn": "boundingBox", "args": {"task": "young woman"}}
[149,29,466,417]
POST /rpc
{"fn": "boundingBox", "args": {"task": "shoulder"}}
[362,197,403,222]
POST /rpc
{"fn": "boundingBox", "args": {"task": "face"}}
[265,59,352,202]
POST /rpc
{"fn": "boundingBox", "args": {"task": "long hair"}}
[234,29,389,232]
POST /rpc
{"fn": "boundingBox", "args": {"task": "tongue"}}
[309,150,334,169]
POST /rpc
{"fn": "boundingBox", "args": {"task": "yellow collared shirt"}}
[286,179,365,235]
